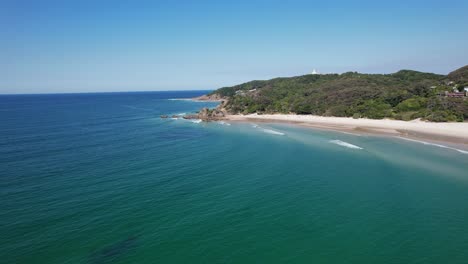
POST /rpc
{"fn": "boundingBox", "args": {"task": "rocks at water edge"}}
[182,115,199,120]
[197,107,225,120]
[163,97,229,121]
[199,107,226,121]
[180,108,226,121]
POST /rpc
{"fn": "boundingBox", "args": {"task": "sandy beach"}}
[226,114,468,146]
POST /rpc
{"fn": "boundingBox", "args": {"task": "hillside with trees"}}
[209,66,468,122]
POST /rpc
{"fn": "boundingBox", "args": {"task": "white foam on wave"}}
[252,124,259,128]
[177,113,186,116]
[190,119,202,124]
[329,140,363,149]
[171,117,179,120]
[217,121,231,126]
[262,129,285,136]
[396,137,468,155]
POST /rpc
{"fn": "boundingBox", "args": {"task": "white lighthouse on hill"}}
[311,69,319,75]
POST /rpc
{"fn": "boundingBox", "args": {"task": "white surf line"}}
[167,112,187,120]
[262,128,285,136]
[250,124,284,135]
[217,121,231,126]
[329,140,363,150]
[396,137,468,155]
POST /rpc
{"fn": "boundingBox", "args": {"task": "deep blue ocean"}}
[1,91,468,263]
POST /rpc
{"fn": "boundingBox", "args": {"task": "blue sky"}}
[1,0,468,94]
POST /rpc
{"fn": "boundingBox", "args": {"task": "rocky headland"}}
[161,97,228,121]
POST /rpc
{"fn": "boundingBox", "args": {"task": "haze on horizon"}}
[1,0,468,94]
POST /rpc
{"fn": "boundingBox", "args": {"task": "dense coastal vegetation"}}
[209,66,468,122]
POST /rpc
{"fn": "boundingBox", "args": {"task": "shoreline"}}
[225,114,468,148]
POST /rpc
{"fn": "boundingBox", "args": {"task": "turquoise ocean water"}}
[1,91,468,263]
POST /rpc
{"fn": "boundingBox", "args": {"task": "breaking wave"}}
[262,129,285,136]
[396,137,468,154]
[329,140,363,149]
[217,121,231,126]
[190,119,202,124]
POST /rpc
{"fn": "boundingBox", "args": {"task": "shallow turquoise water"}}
[1,91,467,263]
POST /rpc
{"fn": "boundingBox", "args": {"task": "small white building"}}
[311,69,319,75]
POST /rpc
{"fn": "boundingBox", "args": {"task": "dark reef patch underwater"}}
[89,235,139,264]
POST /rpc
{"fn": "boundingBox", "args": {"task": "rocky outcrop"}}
[195,107,226,121]
[179,107,227,121]
[163,94,229,122]
[182,115,199,120]
[192,93,224,101]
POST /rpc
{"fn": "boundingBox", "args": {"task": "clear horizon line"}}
[0,89,215,96]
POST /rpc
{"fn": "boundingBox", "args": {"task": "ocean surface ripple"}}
[1,91,467,264]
